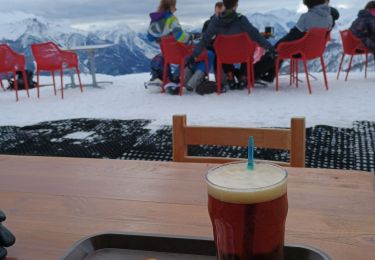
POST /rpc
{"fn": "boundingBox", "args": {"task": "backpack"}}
[195,80,218,95]
[8,70,37,90]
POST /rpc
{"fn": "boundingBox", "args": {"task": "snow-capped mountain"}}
[0,8,371,76]
[0,16,159,75]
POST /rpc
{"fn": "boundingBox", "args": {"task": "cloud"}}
[0,0,363,31]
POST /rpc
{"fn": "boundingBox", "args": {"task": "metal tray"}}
[61,232,330,260]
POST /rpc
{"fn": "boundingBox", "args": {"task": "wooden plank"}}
[182,156,290,167]
[172,115,187,162]
[0,155,375,260]
[185,126,291,149]
[290,117,306,167]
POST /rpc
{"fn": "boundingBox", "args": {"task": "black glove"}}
[185,55,195,68]
[266,48,278,60]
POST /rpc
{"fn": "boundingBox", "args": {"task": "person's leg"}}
[237,63,248,89]
[185,51,215,91]
[254,53,278,83]
[147,54,164,86]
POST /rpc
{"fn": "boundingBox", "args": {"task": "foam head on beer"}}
[206,162,287,204]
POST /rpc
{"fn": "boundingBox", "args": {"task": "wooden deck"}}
[0,155,374,260]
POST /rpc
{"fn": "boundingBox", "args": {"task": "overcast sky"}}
[0,0,364,31]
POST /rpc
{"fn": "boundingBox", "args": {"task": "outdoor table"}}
[0,155,374,259]
[64,44,114,88]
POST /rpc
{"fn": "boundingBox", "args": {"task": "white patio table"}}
[64,44,114,88]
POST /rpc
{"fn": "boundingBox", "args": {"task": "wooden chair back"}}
[172,115,306,167]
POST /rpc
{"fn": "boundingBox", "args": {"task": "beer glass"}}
[206,162,288,260]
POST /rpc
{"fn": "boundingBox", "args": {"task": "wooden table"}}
[0,155,374,260]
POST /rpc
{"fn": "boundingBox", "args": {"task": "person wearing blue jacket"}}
[147,0,214,94]
[147,0,191,44]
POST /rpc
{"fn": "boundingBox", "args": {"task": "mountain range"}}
[0,8,372,76]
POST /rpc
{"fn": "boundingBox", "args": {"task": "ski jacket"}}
[147,11,190,44]
[350,10,375,52]
[192,10,273,58]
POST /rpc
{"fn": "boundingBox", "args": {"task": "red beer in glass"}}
[206,162,288,260]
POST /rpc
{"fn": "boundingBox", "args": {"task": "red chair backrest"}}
[31,42,63,70]
[0,44,25,71]
[302,28,330,59]
[277,28,330,60]
[214,33,257,63]
[340,30,365,55]
[160,36,191,64]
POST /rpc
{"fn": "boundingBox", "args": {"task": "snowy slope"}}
[0,72,374,128]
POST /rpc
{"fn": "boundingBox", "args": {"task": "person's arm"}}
[275,27,305,48]
[169,16,191,44]
[240,16,273,50]
[295,13,307,33]
[191,17,218,58]
[350,18,367,39]
[202,19,210,34]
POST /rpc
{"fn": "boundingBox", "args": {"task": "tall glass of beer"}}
[206,161,288,260]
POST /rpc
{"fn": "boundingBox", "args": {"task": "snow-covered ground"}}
[0,71,374,128]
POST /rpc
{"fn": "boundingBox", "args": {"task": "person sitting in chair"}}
[350,1,375,54]
[187,0,275,90]
[254,0,333,83]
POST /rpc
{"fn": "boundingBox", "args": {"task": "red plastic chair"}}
[214,33,257,95]
[31,42,83,99]
[0,74,4,91]
[160,36,209,96]
[276,28,330,94]
[337,30,371,81]
[0,44,30,101]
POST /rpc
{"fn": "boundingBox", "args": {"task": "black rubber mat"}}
[0,119,373,173]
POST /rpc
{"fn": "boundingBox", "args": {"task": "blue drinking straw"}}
[247,136,254,170]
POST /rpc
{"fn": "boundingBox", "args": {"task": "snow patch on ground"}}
[0,71,374,128]
[62,131,96,140]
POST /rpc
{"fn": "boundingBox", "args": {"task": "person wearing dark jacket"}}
[350,1,375,54]
[188,0,274,90]
[255,0,333,83]
[326,0,340,28]
[202,2,225,51]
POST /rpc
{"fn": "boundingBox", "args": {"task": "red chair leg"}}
[320,56,329,90]
[251,62,255,89]
[247,61,251,94]
[60,68,64,99]
[36,70,40,98]
[21,70,30,98]
[13,70,19,101]
[205,55,209,81]
[52,71,57,96]
[275,58,280,91]
[290,60,293,86]
[0,75,4,91]
[365,53,368,79]
[179,62,184,96]
[302,59,312,94]
[75,67,84,92]
[345,55,354,81]
[217,60,221,95]
[296,60,299,88]
[337,54,345,80]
